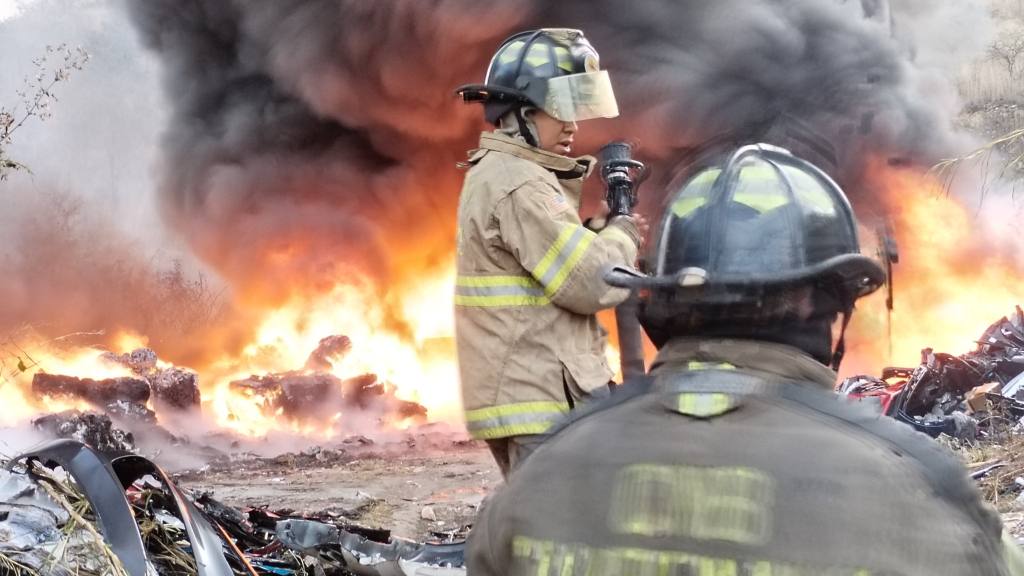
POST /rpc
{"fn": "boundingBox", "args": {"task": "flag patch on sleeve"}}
[542,191,572,217]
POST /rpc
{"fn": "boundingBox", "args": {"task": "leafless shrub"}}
[989,23,1024,80]
[0,188,230,365]
[0,43,90,181]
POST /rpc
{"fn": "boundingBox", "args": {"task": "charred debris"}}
[28,335,427,455]
[0,440,465,576]
[6,337,449,574]
[841,307,1024,507]
[840,306,1024,441]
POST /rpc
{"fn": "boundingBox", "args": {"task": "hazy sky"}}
[0,0,187,257]
[0,0,27,21]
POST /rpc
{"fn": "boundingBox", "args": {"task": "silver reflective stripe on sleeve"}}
[455,275,551,307]
[464,401,571,439]
[532,224,596,296]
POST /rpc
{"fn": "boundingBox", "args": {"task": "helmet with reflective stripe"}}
[457,28,619,125]
[609,144,885,367]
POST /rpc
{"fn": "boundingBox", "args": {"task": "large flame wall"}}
[1,1,1018,439]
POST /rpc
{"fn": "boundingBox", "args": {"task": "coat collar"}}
[472,131,595,180]
[650,337,838,390]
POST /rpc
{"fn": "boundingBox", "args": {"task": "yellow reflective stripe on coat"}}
[532,224,596,296]
[686,361,736,371]
[676,393,740,419]
[455,275,551,307]
[511,535,874,576]
[464,401,570,439]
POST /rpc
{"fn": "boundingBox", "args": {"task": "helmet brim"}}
[606,253,886,299]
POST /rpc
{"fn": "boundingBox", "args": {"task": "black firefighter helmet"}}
[608,144,886,369]
[457,28,619,127]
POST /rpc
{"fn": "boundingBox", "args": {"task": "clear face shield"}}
[542,70,620,122]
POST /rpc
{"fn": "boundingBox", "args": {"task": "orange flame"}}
[842,164,1024,377]
[0,339,136,427]
[1,262,461,439]
[4,161,1022,441]
[203,264,460,438]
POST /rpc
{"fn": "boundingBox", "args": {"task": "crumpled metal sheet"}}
[272,519,466,575]
[112,454,255,576]
[1003,372,1024,400]
[0,468,68,550]
[337,530,465,573]
[9,439,150,576]
[275,518,340,552]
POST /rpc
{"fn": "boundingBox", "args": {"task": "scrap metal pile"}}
[840,307,1024,441]
[0,440,465,576]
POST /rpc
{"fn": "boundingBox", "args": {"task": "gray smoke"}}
[0,0,242,361]
[124,1,991,291]
[0,0,995,362]
[123,0,525,310]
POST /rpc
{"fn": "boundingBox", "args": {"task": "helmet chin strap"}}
[830,305,855,371]
[500,107,540,148]
[516,108,541,148]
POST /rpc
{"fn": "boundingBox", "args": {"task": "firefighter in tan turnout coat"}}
[454,29,642,476]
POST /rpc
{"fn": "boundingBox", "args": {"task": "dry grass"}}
[0,552,41,576]
[954,437,1024,512]
[934,127,1024,178]
[29,462,128,576]
[958,60,1023,106]
[131,489,198,575]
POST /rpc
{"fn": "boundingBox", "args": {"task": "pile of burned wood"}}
[228,334,426,424]
[29,335,427,450]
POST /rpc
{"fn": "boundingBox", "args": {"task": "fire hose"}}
[599,141,649,382]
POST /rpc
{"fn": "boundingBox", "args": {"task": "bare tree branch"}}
[0,44,90,182]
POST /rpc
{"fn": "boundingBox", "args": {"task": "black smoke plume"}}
[125,0,981,303]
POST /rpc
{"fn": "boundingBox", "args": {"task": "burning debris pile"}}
[22,334,428,451]
[841,307,1024,442]
[28,347,200,445]
[229,336,428,427]
[0,440,466,575]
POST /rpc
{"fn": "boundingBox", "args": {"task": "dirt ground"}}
[171,436,1024,546]
[174,441,502,541]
